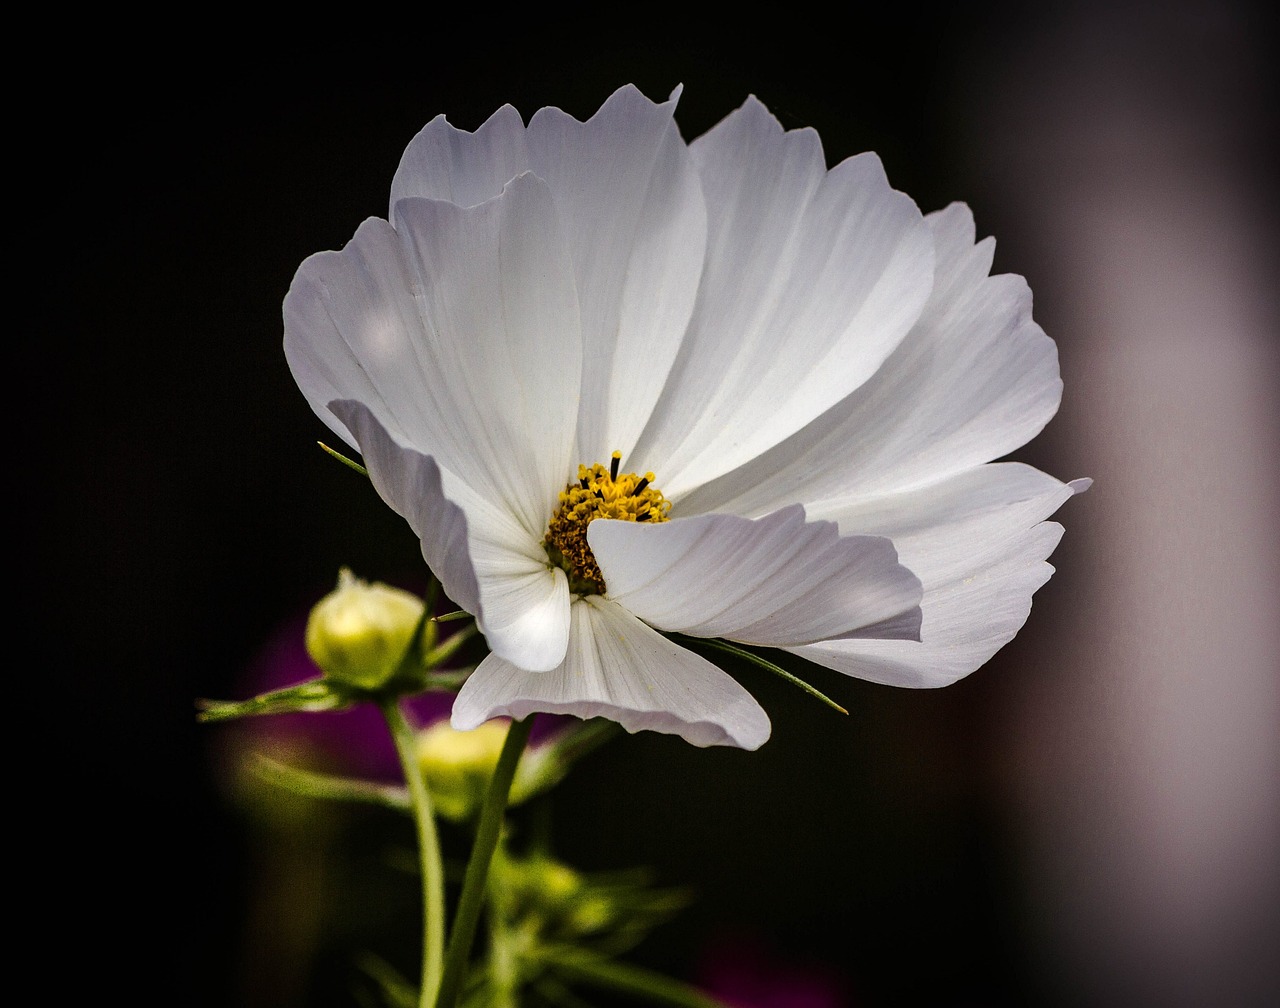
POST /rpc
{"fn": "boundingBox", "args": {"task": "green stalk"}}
[380,698,447,1007]
[484,847,519,1006]
[434,716,534,1008]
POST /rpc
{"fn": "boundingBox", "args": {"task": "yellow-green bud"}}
[304,568,425,690]
[567,891,616,934]
[529,860,581,905]
[416,720,510,821]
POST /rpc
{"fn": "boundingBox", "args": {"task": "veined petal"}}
[388,176,582,537]
[390,103,531,211]
[633,96,933,499]
[391,85,706,463]
[452,596,772,749]
[328,400,482,618]
[680,203,1064,517]
[787,464,1088,687]
[789,523,1065,688]
[590,505,921,645]
[284,172,584,542]
[331,400,572,672]
[818,462,1083,584]
[524,84,707,462]
[467,557,571,673]
[285,215,444,454]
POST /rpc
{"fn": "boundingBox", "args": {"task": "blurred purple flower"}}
[699,930,850,1008]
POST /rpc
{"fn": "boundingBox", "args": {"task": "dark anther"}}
[580,476,590,490]
[637,511,650,522]
[634,477,651,495]
[610,454,621,481]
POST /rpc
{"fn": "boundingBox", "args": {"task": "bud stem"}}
[434,716,535,1008]
[379,697,446,1007]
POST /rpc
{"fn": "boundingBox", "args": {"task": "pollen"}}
[544,450,671,596]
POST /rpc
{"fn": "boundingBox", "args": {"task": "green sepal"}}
[421,623,480,677]
[195,678,352,723]
[382,598,479,696]
[376,602,439,695]
[317,440,369,476]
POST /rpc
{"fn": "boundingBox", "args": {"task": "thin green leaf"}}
[355,953,419,1008]
[195,679,350,722]
[249,754,410,810]
[672,635,848,715]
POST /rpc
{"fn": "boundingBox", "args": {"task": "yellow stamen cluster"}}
[544,451,671,596]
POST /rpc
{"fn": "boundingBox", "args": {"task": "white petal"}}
[680,203,1063,517]
[631,97,933,498]
[330,399,480,618]
[331,400,572,672]
[390,103,531,211]
[820,462,1078,583]
[590,505,922,645]
[284,216,440,454]
[467,555,572,673]
[285,172,584,541]
[787,463,1086,687]
[388,176,583,536]
[391,84,708,466]
[523,84,707,462]
[452,596,771,749]
[789,523,1064,688]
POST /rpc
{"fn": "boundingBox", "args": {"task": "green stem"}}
[484,847,519,1006]
[379,698,446,1007]
[434,716,534,1008]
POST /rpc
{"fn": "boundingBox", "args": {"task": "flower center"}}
[544,451,671,596]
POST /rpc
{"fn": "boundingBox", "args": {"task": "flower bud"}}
[493,852,584,917]
[416,720,510,820]
[304,568,424,690]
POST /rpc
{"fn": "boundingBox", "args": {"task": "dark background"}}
[44,4,1276,1006]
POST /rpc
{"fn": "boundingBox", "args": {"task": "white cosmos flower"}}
[284,84,1087,751]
